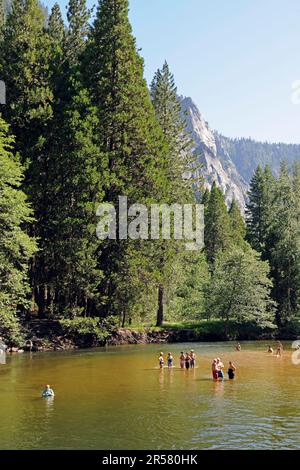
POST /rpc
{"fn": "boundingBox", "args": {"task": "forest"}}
[0,0,300,346]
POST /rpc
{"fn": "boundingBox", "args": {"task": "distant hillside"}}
[215,134,300,182]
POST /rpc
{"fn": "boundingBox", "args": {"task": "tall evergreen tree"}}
[0,0,53,158]
[85,0,170,320]
[150,61,192,197]
[270,162,300,324]
[201,188,210,207]
[205,183,232,265]
[229,198,246,247]
[246,165,275,257]
[150,61,194,326]
[40,0,104,317]
[65,0,90,67]
[48,3,64,43]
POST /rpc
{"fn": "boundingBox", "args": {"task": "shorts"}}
[212,370,218,380]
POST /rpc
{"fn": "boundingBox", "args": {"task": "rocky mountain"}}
[181,96,300,210]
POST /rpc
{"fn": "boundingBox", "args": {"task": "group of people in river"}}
[158,341,286,381]
[211,358,236,381]
[159,350,197,370]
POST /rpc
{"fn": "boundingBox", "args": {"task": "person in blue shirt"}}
[42,385,55,398]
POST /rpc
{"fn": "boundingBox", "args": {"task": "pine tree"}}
[205,183,232,264]
[150,61,195,326]
[65,0,90,67]
[270,162,300,325]
[85,0,170,320]
[201,188,210,207]
[150,61,192,198]
[0,116,36,342]
[40,0,104,317]
[246,165,275,257]
[0,0,53,158]
[48,3,65,43]
[229,198,246,247]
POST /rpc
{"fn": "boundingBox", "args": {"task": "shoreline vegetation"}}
[5,319,300,353]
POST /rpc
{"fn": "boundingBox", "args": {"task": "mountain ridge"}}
[181,96,300,209]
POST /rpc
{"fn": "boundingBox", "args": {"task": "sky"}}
[46,0,300,144]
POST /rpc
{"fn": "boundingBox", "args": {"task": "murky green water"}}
[0,341,299,450]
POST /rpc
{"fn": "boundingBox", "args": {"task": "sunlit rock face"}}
[181,96,248,211]
[181,96,300,213]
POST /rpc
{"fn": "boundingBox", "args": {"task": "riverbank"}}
[6,318,299,352]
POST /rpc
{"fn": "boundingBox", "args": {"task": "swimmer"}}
[179,352,185,369]
[236,343,241,352]
[159,352,164,369]
[212,359,218,380]
[267,345,273,354]
[167,352,173,368]
[42,385,55,398]
[216,358,224,380]
[190,350,196,369]
[228,361,236,380]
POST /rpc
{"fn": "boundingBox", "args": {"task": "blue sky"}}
[46,0,300,144]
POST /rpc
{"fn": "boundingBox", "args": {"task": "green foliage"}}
[229,198,246,247]
[204,182,232,264]
[168,252,210,321]
[206,246,276,330]
[247,162,300,326]
[246,165,276,255]
[0,116,36,343]
[59,316,117,345]
[85,0,172,321]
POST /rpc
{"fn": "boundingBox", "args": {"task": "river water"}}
[0,341,299,450]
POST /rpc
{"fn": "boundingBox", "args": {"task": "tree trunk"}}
[156,284,164,327]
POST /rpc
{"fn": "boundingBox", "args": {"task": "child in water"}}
[167,352,173,368]
[42,385,55,398]
[159,352,164,369]
[268,345,273,354]
[179,352,185,369]
[228,362,236,380]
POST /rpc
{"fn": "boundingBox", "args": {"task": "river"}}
[0,341,299,450]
